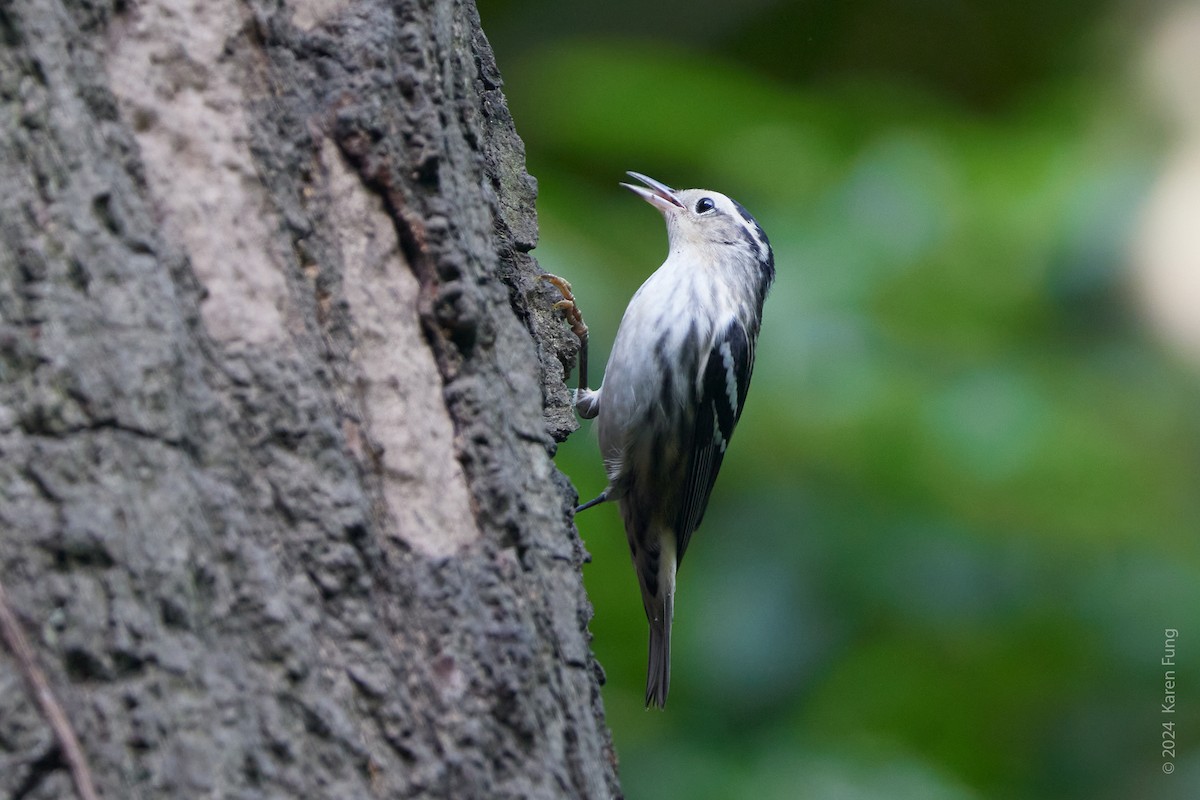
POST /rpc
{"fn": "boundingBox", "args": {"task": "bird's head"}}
[621,171,774,284]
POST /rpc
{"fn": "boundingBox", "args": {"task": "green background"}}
[478,2,1200,797]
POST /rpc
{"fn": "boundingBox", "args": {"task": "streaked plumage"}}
[573,172,774,708]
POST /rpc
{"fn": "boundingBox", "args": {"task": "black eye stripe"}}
[731,199,756,225]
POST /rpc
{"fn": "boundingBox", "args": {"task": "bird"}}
[543,171,774,708]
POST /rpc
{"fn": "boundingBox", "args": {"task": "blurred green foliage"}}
[479,2,1200,797]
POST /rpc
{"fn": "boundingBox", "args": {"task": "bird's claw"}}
[540,272,593,403]
[540,273,589,341]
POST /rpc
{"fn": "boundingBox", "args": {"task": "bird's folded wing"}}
[674,318,756,565]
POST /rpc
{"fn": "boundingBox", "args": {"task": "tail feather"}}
[629,521,679,709]
[644,590,674,708]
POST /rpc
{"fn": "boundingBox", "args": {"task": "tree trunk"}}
[0,0,617,797]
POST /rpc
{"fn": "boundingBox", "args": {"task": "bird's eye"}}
[695,197,715,214]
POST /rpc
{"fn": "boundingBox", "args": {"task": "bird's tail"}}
[644,589,674,708]
[627,520,678,708]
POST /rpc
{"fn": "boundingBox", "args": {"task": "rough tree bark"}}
[0,0,619,798]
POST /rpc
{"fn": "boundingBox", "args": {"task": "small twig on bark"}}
[0,576,101,800]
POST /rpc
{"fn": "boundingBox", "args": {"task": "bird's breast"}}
[596,259,747,466]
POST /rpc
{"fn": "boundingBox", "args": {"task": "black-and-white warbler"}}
[545,171,774,708]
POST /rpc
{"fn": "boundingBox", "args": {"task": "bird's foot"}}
[539,273,589,342]
[540,273,593,413]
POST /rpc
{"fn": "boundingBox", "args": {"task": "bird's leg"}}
[540,274,595,416]
[541,274,606,514]
[575,491,609,513]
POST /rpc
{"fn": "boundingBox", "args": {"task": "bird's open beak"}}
[620,171,685,213]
